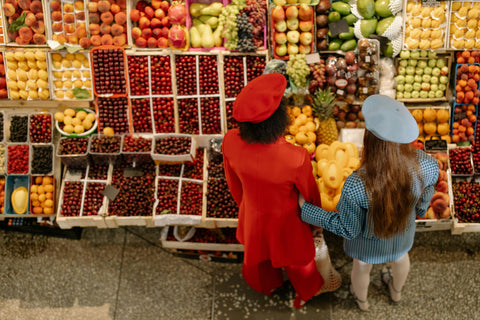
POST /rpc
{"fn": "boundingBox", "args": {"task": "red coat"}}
[222,129,321,268]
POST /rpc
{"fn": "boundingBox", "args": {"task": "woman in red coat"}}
[222,73,323,308]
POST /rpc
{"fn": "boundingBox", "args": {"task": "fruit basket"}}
[450,102,477,145]
[394,51,452,102]
[407,105,451,144]
[7,143,30,174]
[44,0,89,47]
[4,174,30,215]
[402,0,450,51]
[95,96,133,135]
[185,0,225,51]
[447,1,480,50]
[90,45,128,96]
[121,133,153,164]
[55,107,98,137]
[48,50,93,100]
[151,133,197,164]
[85,0,128,47]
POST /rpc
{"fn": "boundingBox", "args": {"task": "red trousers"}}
[242,259,324,302]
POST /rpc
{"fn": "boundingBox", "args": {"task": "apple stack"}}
[395,50,450,101]
[271,4,314,58]
[130,0,173,48]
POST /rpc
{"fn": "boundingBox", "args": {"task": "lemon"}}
[6,61,17,70]
[52,61,62,69]
[14,51,25,61]
[65,90,74,99]
[17,61,29,71]
[39,90,50,100]
[82,119,93,130]
[19,90,28,99]
[51,53,63,61]
[37,61,48,70]
[37,79,48,90]
[71,117,82,126]
[63,80,73,89]
[7,69,16,80]
[28,69,38,80]
[82,70,91,78]
[35,50,46,61]
[16,80,26,90]
[72,70,82,78]
[10,90,19,99]
[63,70,72,79]
[29,90,38,100]
[62,59,72,68]
[74,80,83,88]
[72,60,82,68]
[64,108,76,117]
[85,113,96,122]
[55,90,65,99]
[38,70,48,81]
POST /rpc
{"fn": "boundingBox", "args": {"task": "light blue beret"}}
[362,95,419,144]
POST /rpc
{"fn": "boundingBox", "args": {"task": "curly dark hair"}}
[238,98,290,145]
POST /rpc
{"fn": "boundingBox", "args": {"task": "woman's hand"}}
[298,193,306,208]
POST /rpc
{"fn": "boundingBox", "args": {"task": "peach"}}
[76,26,87,38]
[90,34,101,46]
[110,3,120,14]
[154,8,165,19]
[30,0,42,13]
[74,0,84,10]
[141,27,151,38]
[144,6,154,19]
[52,33,66,44]
[3,3,16,17]
[88,1,98,12]
[19,26,33,42]
[112,34,126,46]
[63,13,75,23]
[52,22,62,32]
[64,23,75,33]
[151,0,162,10]
[97,0,110,12]
[129,8,140,22]
[117,0,126,9]
[31,20,44,33]
[63,2,73,12]
[135,37,147,48]
[35,12,43,20]
[157,36,168,48]
[67,33,78,44]
[16,36,29,45]
[75,11,85,20]
[50,0,60,11]
[99,23,111,34]
[89,12,100,24]
[161,16,170,28]
[150,18,161,28]
[131,27,142,40]
[160,26,169,38]
[25,12,36,26]
[147,36,157,48]
[89,23,100,35]
[18,0,31,10]
[111,23,123,36]
[79,36,91,48]
[7,30,18,41]
[51,10,62,21]
[139,16,150,29]
[115,11,126,24]
[100,33,112,45]
[152,27,161,38]
[32,33,46,44]
[100,11,113,24]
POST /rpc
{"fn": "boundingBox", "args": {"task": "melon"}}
[11,186,28,214]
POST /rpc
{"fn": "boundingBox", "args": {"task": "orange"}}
[291,106,301,117]
[437,123,450,135]
[423,108,437,122]
[436,109,449,123]
[411,109,423,122]
[423,122,437,135]
[302,105,313,116]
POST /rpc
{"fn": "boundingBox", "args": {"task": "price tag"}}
[337,89,344,96]
[305,53,321,65]
[422,0,440,7]
[328,19,349,37]
[102,185,120,201]
[124,167,144,177]
[369,34,389,49]
[363,87,368,94]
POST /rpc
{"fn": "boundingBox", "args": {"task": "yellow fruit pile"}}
[51,52,92,100]
[410,107,451,143]
[4,50,50,100]
[55,108,96,134]
[30,176,55,215]
[313,141,360,212]
[285,105,317,155]
[450,1,480,49]
[404,1,446,50]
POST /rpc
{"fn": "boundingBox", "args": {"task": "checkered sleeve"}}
[415,150,440,217]
[301,175,366,240]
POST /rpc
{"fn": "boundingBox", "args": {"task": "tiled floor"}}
[0,225,479,320]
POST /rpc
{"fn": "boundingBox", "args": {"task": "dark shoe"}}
[381,266,401,304]
[349,284,369,311]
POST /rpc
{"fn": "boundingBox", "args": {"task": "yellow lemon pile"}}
[55,108,96,134]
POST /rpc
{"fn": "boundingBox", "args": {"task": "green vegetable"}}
[73,88,90,100]
[328,39,342,51]
[189,3,208,17]
[339,26,354,40]
[357,0,375,19]
[8,13,26,33]
[376,16,395,35]
[190,26,202,48]
[344,13,358,26]
[360,18,378,38]
[328,11,341,23]
[375,0,393,18]
[340,39,357,52]
[200,2,224,16]
[331,1,350,15]
[199,15,219,29]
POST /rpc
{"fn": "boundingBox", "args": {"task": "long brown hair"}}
[358,130,422,238]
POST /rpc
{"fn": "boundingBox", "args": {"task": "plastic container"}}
[121,133,153,164]
[30,143,55,176]
[6,112,29,143]
[30,175,55,215]
[7,144,30,175]
[88,134,122,165]
[151,134,197,164]
[29,112,53,143]
[4,175,30,215]
[56,136,89,168]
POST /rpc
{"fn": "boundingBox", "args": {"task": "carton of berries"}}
[151,133,197,164]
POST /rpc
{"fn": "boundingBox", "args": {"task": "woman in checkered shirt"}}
[299,95,439,311]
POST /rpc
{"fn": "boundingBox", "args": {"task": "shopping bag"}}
[314,234,342,294]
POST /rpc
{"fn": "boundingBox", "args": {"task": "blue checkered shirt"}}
[301,150,439,264]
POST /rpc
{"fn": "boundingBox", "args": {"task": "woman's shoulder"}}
[416,149,438,169]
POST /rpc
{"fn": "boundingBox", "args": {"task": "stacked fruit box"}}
[448,1,480,50]
[407,105,451,145]
[2,0,48,46]
[153,148,205,227]
[45,0,89,47]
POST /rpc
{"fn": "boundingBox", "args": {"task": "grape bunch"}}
[309,59,326,92]
[219,0,245,50]
[237,13,256,52]
[243,0,266,48]
[286,54,311,88]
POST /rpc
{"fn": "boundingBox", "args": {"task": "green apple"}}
[396,83,405,92]
[412,91,420,98]
[396,75,405,84]
[432,67,441,77]
[404,92,412,99]
[439,75,448,84]
[275,20,287,32]
[436,59,446,68]
[423,70,432,78]
[399,60,408,67]
[405,75,414,83]
[428,51,437,58]
[417,60,427,69]
[396,91,404,99]
[422,82,431,91]
[415,68,424,75]
[414,75,422,83]
[406,66,415,75]
[273,0,286,6]
[420,91,428,98]
[439,83,447,91]
[435,90,444,98]
[428,91,436,98]
[430,83,438,91]
[428,59,437,68]
[413,82,421,91]
[275,44,287,56]
[398,66,406,75]
[431,76,439,84]
[420,51,428,58]
[404,83,413,92]
[400,50,410,59]
[440,66,449,75]
[408,59,418,67]
[411,51,421,59]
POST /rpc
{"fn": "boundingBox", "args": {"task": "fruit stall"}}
[0,0,480,256]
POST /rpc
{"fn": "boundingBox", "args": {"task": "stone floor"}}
[0,224,479,320]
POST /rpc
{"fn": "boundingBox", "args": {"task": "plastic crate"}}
[88,134,122,165]
[56,136,89,168]
[151,134,197,164]
[30,143,54,176]
[4,175,30,215]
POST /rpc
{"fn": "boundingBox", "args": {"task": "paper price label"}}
[102,185,120,201]
[305,53,321,65]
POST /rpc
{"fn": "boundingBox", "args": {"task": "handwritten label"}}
[305,53,321,65]
[102,185,120,201]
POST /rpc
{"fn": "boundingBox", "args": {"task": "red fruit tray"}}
[90,45,128,97]
[94,95,134,135]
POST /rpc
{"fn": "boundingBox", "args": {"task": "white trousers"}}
[351,252,410,302]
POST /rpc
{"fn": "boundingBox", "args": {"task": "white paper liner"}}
[391,33,403,57]
[353,19,365,39]
[381,14,403,40]
[389,0,403,16]
[349,0,364,20]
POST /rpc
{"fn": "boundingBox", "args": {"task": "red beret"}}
[233,73,287,123]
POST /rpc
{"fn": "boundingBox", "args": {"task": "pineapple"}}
[312,88,338,145]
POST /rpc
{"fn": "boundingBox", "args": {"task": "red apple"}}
[131,27,142,40]
[154,8,165,19]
